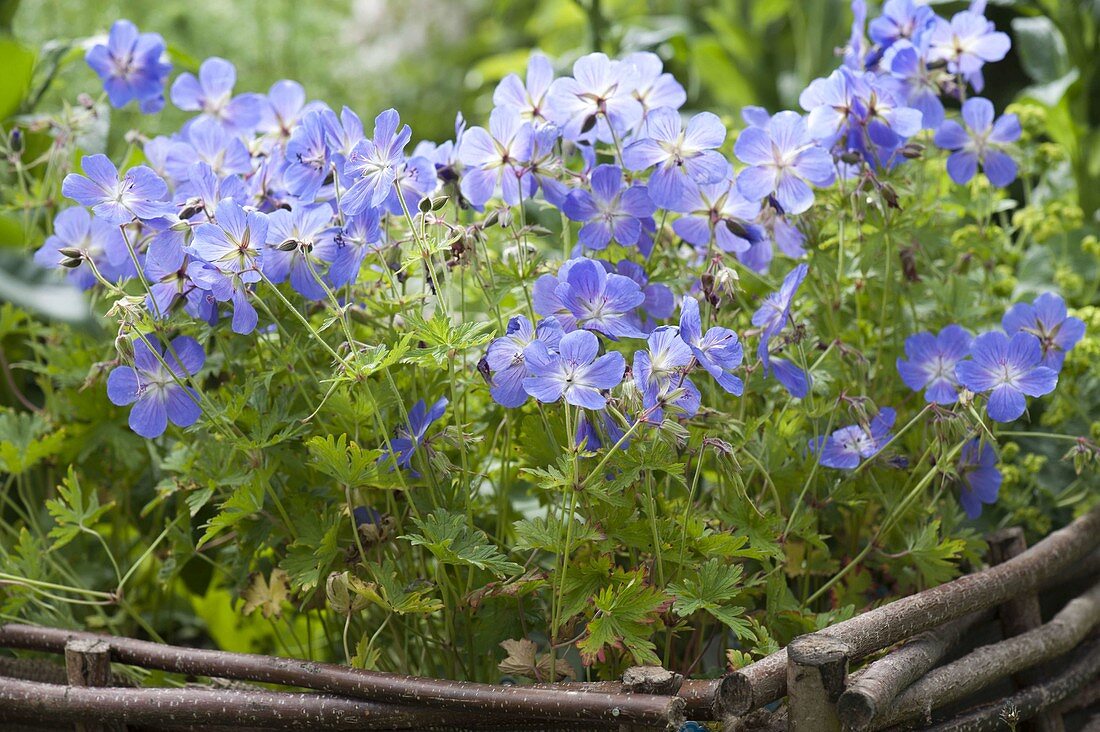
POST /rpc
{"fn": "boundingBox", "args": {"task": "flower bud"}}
[277,238,301,252]
[114,335,134,361]
[430,195,450,211]
[57,247,84,259]
[60,256,83,269]
[840,150,862,165]
[900,142,924,159]
[9,128,23,155]
[179,198,204,220]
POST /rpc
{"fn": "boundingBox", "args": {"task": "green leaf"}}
[307,433,383,487]
[44,468,113,550]
[197,478,265,548]
[577,570,668,666]
[904,520,967,586]
[0,38,34,121]
[514,515,603,553]
[401,311,495,366]
[356,558,443,615]
[0,409,66,474]
[668,559,754,639]
[1011,16,1069,84]
[282,507,342,593]
[401,511,522,578]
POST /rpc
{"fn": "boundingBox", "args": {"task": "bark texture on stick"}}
[986,527,1064,732]
[0,624,685,727]
[786,634,849,732]
[876,579,1100,728]
[722,504,1100,716]
[889,639,1100,732]
[65,639,116,732]
[836,610,989,730]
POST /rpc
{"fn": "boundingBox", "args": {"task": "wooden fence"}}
[0,504,1098,731]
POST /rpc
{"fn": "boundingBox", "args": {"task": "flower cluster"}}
[37,3,1075,534]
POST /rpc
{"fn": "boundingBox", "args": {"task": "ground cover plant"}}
[0,0,1098,693]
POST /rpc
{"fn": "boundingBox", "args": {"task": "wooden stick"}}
[986,528,1064,732]
[65,639,114,732]
[835,609,990,730]
[889,639,1100,732]
[876,579,1100,728]
[0,625,685,727]
[721,504,1100,716]
[785,635,849,731]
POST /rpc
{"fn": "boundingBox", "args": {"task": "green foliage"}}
[401,511,522,578]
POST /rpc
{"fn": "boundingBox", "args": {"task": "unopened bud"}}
[277,238,301,251]
[179,198,204,220]
[417,196,433,213]
[482,209,500,228]
[115,335,134,361]
[57,247,84,259]
[840,150,862,165]
[9,128,23,155]
[900,142,924,159]
[429,195,450,211]
[59,256,83,269]
[880,183,900,209]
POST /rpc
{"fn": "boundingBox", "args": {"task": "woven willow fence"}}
[1,505,1098,731]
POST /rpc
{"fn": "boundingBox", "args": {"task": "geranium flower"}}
[319,209,382,288]
[170,57,263,134]
[257,80,312,138]
[955,331,1058,422]
[671,172,765,255]
[34,207,131,290]
[459,108,534,208]
[546,52,642,142]
[165,117,253,180]
[342,109,411,215]
[816,408,896,469]
[622,108,727,208]
[1001,293,1086,373]
[493,53,555,126]
[107,336,205,438]
[523,330,625,410]
[188,198,268,282]
[263,203,339,300]
[283,109,331,201]
[85,19,171,114]
[62,154,173,225]
[383,397,448,470]
[734,112,834,215]
[957,438,1001,519]
[624,51,686,116]
[897,325,972,404]
[633,326,699,421]
[679,296,744,396]
[869,0,936,47]
[928,10,1010,92]
[534,257,646,339]
[562,165,655,251]
[934,97,1020,187]
[484,316,563,408]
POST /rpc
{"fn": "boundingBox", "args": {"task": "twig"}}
[722,504,1100,716]
[876,579,1100,728]
[0,624,686,727]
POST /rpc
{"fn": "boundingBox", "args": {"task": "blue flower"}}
[800,67,863,145]
[678,297,744,396]
[85,19,171,114]
[869,0,936,48]
[33,207,131,290]
[752,264,811,396]
[493,53,555,127]
[188,198,268,282]
[384,397,448,470]
[257,80,312,138]
[927,10,1010,93]
[322,106,366,179]
[897,325,972,404]
[174,161,249,218]
[187,260,257,335]
[934,97,1020,187]
[458,108,535,208]
[575,409,628,451]
[672,170,765,255]
[611,259,674,333]
[342,109,411,215]
[562,165,656,251]
[523,330,625,410]
[263,203,339,300]
[107,335,205,438]
[625,52,686,116]
[283,109,332,201]
[382,155,438,217]
[957,438,1001,519]
[955,331,1058,423]
[633,326,699,421]
[533,258,646,339]
[734,112,834,215]
[170,57,263,134]
[320,209,382,288]
[816,408,896,469]
[546,52,643,142]
[484,316,564,408]
[1001,293,1085,373]
[62,154,173,225]
[143,231,216,324]
[165,117,253,181]
[622,109,727,208]
[887,40,946,129]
